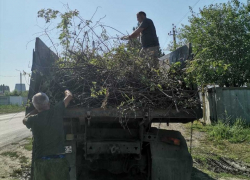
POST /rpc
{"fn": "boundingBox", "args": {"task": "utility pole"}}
[168,24,177,50]
[20,72,22,94]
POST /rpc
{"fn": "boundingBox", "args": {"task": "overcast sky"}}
[0,0,247,91]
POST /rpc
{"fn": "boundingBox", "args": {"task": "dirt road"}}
[0,112,31,148]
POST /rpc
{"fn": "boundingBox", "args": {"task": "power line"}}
[176,0,201,27]
[162,0,201,48]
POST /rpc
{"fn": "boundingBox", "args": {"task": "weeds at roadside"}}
[1,151,19,158]
[11,168,22,177]
[187,118,250,143]
[19,156,29,164]
[0,105,25,114]
[209,118,250,143]
[23,138,32,151]
[11,163,32,179]
[184,118,250,179]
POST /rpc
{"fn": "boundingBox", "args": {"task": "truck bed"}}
[64,107,202,123]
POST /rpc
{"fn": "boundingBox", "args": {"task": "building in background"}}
[0,84,10,95]
[15,84,26,93]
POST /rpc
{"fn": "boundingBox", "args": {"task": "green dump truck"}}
[26,38,202,180]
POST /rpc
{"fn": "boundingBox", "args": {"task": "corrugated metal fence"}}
[203,87,250,124]
[0,96,27,106]
[0,96,10,105]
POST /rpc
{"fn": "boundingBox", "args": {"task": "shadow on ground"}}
[192,167,216,180]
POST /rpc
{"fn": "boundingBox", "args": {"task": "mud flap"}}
[150,130,193,180]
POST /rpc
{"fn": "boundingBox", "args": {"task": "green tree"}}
[4,90,29,96]
[175,0,250,87]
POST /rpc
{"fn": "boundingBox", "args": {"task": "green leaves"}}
[37,9,59,23]
[38,8,80,49]
[175,0,250,87]
[36,7,200,111]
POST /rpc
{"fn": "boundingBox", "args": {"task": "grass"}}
[197,168,249,180]
[209,118,250,143]
[11,168,22,177]
[1,151,19,158]
[189,120,250,160]
[184,119,250,179]
[187,118,250,143]
[19,156,29,164]
[0,104,25,114]
[23,138,33,151]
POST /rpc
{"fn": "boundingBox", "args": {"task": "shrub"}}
[209,118,250,143]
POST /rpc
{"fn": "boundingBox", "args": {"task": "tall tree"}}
[175,0,250,87]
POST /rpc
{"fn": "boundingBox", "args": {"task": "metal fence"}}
[0,96,27,106]
[203,87,250,124]
[0,96,10,105]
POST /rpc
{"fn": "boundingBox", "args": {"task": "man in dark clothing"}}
[122,11,159,68]
[23,90,73,180]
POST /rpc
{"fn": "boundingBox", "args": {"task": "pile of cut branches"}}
[35,6,199,112]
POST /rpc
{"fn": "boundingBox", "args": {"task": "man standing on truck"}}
[122,11,160,69]
[23,90,73,180]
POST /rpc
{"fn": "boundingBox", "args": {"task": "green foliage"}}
[1,151,19,158]
[4,90,28,97]
[19,156,29,164]
[23,138,33,151]
[36,7,200,112]
[175,0,250,87]
[20,91,29,97]
[38,8,80,52]
[5,90,19,96]
[209,118,250,143]
[190,118,250,143]
[11,168,22,177]
[0,105,25,114]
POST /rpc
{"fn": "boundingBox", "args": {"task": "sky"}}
[0,0,247,91]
